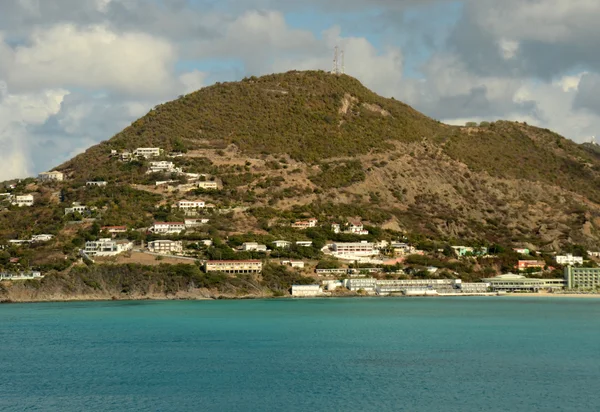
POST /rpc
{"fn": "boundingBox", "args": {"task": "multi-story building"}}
[564,266,600,289]
[133,147,161,158]
[346,278,377,292]
[517,260,545,270]
[204,260,263,274]
[64,202,88,215]
[12,195,34,207]
[83,238,133,257]
[292,218,318,229]
[176,200,205,209]
[38,171,64,182]
[148,240,183,254]
[86,181,107,187]
[330,242,375,256]
[147,161,180,174]
[150,222,186,234]
[273,240,292,249]
[240,242,268,252]
[483,274,565,292]
[556,254,584,266]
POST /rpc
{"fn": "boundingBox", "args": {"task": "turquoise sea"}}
[2,297,600,411]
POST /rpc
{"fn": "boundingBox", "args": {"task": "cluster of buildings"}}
[2,194,35,207]
[331,219,369,235]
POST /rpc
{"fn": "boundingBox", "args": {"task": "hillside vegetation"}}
[2,69,600,265]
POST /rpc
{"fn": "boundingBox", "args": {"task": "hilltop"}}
[2,70,600,301]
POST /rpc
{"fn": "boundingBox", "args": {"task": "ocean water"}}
[1,297,600,412]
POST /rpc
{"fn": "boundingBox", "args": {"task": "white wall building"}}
[282,260,305,269]
[65,202,88,215]
[291,285,322,297]
[83,238,133,257]
[86,181,107,187]
[150,222,186,234]
[296,241,313,247]
[134,147,161,158]
[176,200,205,209]
[240,242,268,252]
[330,241,375,257]
[197,181,219,190]
[148,240,183,254]
[147,161,180,174]
[31,234,54,242]
[38,171,64,182]
[12,195,34,207]
[273,240,292,248]
[556,254,584,265]
[292,218,318,229]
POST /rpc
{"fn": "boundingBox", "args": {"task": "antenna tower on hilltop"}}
[332,46,344,75]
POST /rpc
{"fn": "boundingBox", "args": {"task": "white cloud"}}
[3,24,177,97]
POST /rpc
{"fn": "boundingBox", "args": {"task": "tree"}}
[465,122,478,127]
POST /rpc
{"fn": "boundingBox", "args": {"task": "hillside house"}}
[83,238,133,257]
[31,234,54,242]
[282,260,305,269]
[296,241,313,247]
[452,246,488,257]
[64,202,88,215]
[150,222,186,234]
[332,219,369,235]
[197,181,219,190]
[0,271,43,281]
[588,251,600,258]
[292,218,318,229]
[330,241,375,257]
[147,161,180,174]
[133,147,161,158]
[120,151,132,162]
[240,242,268,252]
[148,240,183,254]
[11,195,34,207]
[204,260,263,274]
[101,226,127,234]
[176,200,205,209]
[517,260,545,270]
[86,181,107,187]
[556,254,584,266]
[273,240,292,248]
[38,171,64,182]
[184,218,209,228]
[513,248,530,255]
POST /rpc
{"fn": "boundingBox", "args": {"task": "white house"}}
[133,147,161,158]
[330,241,375,257]
[176,199,206,209]
[64,202,88,215]
[184,218,209,228]
[296,241,313,247]
[291,285,322,297]
[150,222,186,234]
[148,240,183,254]
[147,161,180,174]
[12,195,34,207]
[282,260,305,269]
[273,240,292,248]
[240,242,268,252]
[38,171,64,182]
[332,219,369,235]
[197,181,219,190]
[31,234,54,242]
[101,226,127,234]
[292,218,318,229]
[86,181,107,187]
[556,254,584,266]
[83,238,133,257]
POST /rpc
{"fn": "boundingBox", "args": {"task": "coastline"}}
[3,290,600,304]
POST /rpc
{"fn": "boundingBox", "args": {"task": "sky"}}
[1,0,600,181]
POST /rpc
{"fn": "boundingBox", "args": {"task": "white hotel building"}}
[176,200,205,209]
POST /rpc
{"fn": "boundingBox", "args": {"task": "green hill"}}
[3,69,600,263]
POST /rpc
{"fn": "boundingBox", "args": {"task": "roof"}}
[206,260,262,264]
